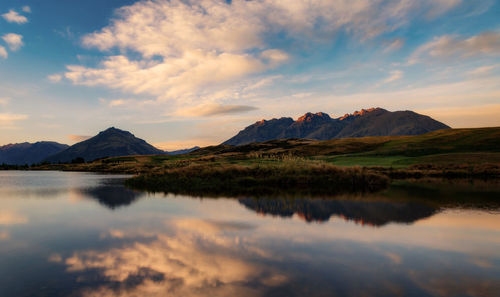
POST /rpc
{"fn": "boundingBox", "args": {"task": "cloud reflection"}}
[65,219,284,297]
[0,210,28,225]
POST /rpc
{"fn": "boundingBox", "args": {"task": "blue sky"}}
[1,0,500,149]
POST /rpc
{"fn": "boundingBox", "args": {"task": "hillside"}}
[0,142,69,165]
[224,108,450,146]
[44,127,164,163]
[195,127,500,167]
[34,127,500,176]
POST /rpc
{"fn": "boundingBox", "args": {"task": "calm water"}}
[1,171,499,297]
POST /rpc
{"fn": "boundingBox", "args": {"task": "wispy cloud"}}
[409,31,500,64]
[175,103,258,117]
[22,6,31,14]
[0,46,7,59]
[47,74,62,83]
[1,9,28,24]
[384,38,404,52]
[0,113,28,127]
[383,70,404,83]
[2,33,24,51]
[467,65,497,76]
[99,98,156,109]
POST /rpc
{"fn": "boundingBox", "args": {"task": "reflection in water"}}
[59,216,500,297]
[80,180,143,209]
[64,219,286,297]
[0,172,500,297]
[239,198,437,226]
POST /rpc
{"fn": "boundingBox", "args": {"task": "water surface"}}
[1,171,499,297]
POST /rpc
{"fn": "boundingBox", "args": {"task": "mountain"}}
[45,127,165,163]
[166,146,200,155]
[225,117,294,145]
[223,108,450,145]
[0,142,69,165]
[238,198,436,226]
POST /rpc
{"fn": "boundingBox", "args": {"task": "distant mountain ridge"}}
[45,127,165,163]
[223,108,450,146]
[0,142,69,165]
[166,146,200,155]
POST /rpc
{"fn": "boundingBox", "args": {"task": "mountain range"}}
[0,142,69,165]
[0,127,200,165]
[223,108,450,146]
[1,108,450,164]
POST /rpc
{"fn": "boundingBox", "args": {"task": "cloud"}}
[65,0,464,113]
[67,135,91,142]
[0,113,28,127]
[175,103,258,117]
[99,97,156,109]
[2,33,24,51]
[467,65,497,76]
[0,97,9,106]
[409,31,500,64]
[48,254,63,263]
[54,27,74,40]
[63,219,286,297]
[0,46,7,59]
[384,38,404,52]
[383,70,403,83]
[22,6,31,13]
[47,74,62,83]
[1,10,28,24]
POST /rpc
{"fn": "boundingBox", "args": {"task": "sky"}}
[0,0,499,150]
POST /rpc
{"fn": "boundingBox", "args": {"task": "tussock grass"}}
[125,160,390,197]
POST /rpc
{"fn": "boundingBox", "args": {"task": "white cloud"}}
[409,31,500,64]
[2,33,24,51]
[383,70,403,83]
[1,9,28,24]
[22,6,31,13]
[65,0,464,114]
[47,74,62,83]
[0,46,7,59]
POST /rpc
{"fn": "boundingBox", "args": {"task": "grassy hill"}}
[32,127,500,174]
[191,127,500,168]
[31,127,500,196]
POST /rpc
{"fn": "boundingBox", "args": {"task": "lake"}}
[0,171,499,297]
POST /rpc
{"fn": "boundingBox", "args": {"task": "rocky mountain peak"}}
[297,112,332,123]
[339,107,383,121]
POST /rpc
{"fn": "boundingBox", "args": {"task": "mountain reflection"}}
[80,180,143,209]
[239,198,437,226]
